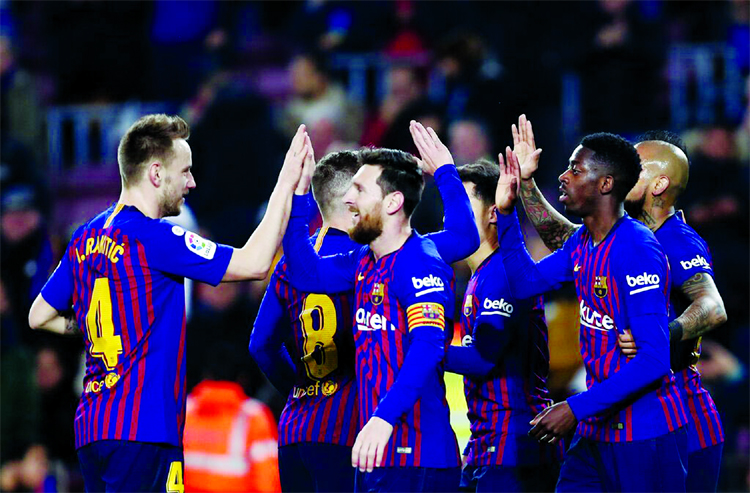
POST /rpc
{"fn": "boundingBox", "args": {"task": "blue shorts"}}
[355,466,461,492]
[77,440,183,493]
[460,463,560,492]
[556,428,688,492]
[687,443,723,493]
[279,442,354,492]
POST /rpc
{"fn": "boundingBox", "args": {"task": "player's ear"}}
[385,191,404,215]
[488,205,498,225]
[148,161,162,187]
[652,175,670,196]
[600,175,614,195]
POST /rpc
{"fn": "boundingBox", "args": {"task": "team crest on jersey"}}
[370,283,384,305]
[185,232,216,260]
[321,380,338,396]
[463,295,473,316]
[594,276,608,298]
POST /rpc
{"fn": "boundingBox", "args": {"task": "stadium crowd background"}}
[0,0,747,491]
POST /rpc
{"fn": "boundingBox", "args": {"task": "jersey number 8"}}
[299,293,338,380]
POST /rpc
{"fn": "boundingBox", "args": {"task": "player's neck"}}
[466,238,497,273]
[118,186,160,219]
[639,202,675,232]
[583,203,624,245]
[324,210,354,233]
[370,220,411,260]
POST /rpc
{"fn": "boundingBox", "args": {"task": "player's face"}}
[159,139,195,217]
[624,144,658,217]
[464,181,494,244]
[343,165,385,245]
[558,146,601,217]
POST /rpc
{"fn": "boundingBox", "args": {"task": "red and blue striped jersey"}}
[498,212,687,442]
[460,251,561,466]
[269,227,359,447]
[40,204,232,449]
[353,234,460,468]
[655,211,724,451]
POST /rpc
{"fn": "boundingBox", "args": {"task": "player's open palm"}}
[279,124,309,190]
[511,114,542,181]
[409,120,453,176]
[295,135,316,195]
[352,416,393,473]
[496,146,521,215]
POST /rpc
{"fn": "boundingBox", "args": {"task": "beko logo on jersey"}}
[355,308,396,331]
[680,255,709,270]
[480,298,514,317]
[625,272,660,294]
[579,300,615,331]
[412,275,445,297]
[462,334,474,347]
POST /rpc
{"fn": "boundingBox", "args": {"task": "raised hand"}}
[511,114,542,181]
[409,120,453,176]
[295,134,316,195]
[495,146,522,215]
[278,124,310,190]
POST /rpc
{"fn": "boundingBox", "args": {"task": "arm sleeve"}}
[282,194,357,293]
[40,253,74,312]
[567,241,671,420]
[567,313,670,420]
[496,210,573,298]
[249,279,297,397]
[445,266,517,378]
[142,221,233,286]
[372,256,452,425]
[424,166,480,264]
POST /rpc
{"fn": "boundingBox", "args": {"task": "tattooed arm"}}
[510,114,579,251]
[671,272,727,342]
[520,179,580,251]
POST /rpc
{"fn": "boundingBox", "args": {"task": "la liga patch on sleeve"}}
[185,231,216,260]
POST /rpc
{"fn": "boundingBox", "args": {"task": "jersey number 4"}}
[85,278,123,370]
[299,293,338,380]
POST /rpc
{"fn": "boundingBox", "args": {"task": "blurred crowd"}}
[0,1,748,491]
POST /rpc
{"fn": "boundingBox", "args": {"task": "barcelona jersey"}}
[269,227,359,447]
[41,203,232,449]
[460,251,561,466]
[498,212,686,442]
[656,211,723,452]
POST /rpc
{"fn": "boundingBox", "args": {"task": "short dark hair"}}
[358,147,423,217]
[312,150,361,218]
[636,130,690,162]
[117,114,190,187]
[457,160,498,208]
[580,132,641,202]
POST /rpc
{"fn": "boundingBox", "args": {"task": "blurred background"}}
[0,0,747,491]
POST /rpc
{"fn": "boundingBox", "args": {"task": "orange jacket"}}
[184,381,280,492]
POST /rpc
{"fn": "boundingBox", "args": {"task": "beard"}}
[159,186,183,218]
[348,210,383,245]
[624,192,645,218]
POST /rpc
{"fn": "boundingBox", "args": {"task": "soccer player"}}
[280,124,477,492]
[250,121,480,492]
[494,133,688,492]
[443,161,561,492]
[27,114,310,492]
[512,118,726,491]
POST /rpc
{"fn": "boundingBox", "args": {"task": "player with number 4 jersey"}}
[29,115,311,492]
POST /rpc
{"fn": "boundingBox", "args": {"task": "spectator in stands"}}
[447,117,493,166]
[279,51,363,155]
[184,342,280,493]
[361,65,424,147]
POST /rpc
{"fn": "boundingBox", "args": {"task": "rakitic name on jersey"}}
[76,234,125,264]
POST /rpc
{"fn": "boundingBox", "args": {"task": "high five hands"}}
[409,120,454,176]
